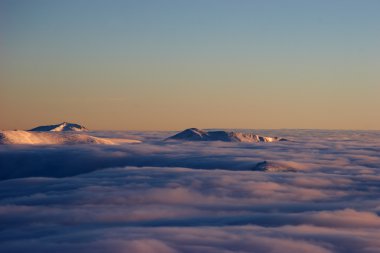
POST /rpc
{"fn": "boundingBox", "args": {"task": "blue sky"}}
[1,0,380,130]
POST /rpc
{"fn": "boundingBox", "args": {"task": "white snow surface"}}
[0,130,141,145]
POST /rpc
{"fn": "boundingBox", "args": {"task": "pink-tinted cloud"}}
[0,130,380,252]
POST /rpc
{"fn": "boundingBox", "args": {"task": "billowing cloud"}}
[1,130,380,180]
[0,130,380,252]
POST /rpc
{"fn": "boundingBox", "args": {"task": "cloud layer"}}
[1,130,380,252]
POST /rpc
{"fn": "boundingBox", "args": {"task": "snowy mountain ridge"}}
[167,128,287,143]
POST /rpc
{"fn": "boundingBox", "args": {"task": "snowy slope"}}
[0,131,141,145]
[167,128,287,143]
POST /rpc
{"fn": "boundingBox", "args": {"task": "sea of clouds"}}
[0,130,380,252]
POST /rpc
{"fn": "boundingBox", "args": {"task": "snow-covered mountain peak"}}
[29,122,88,132]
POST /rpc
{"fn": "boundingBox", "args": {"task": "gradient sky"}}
[1,0,380,130]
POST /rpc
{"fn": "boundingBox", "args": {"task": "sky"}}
[1,0,380,130]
